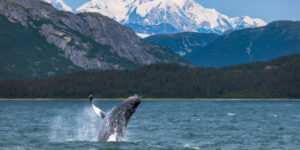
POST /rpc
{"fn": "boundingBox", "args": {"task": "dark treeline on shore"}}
[0,54,299,99]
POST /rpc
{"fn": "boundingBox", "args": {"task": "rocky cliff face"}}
[0,0,187,72]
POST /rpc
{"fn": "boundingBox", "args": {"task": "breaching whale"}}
[89,95,141,142]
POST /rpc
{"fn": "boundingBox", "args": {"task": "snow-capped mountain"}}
[76,0,267,35]
[43,0,73,12]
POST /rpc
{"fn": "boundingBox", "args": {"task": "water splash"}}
[49,105,130,142]
[49,107,100,142]
[107,128,118,142]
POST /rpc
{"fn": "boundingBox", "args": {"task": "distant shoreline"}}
[0,98,299,101]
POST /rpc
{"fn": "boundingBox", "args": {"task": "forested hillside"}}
[0,54,299,99]
[0,15,81,79]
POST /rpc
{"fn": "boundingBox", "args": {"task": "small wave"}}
[184,144,200,150]
[227,113,236,116]
[270,114,278,117]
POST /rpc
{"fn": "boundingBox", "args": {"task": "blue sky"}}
[64,0,300,22]
[63,0,89,8]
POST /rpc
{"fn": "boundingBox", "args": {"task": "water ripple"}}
[0,100,300,149]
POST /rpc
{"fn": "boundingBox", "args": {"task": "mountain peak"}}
[76,0,267,34]
[231,16,266,29]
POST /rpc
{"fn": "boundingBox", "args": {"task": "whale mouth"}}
[124,95,141,108]
[125,95,139,101]
[122,96,141,119]
[127,97,141,107]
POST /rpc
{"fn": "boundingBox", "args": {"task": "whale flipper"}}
[89,95,106,118]
[92,103,106,118]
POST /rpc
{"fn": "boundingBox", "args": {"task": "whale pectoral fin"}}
[89,95,106,118]
[92,104,106,118]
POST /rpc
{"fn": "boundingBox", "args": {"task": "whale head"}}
[110,96,141,126]
[121,96,141,121]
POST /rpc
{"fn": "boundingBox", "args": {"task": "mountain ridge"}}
[45,0,267,35]
[0,0,189,78]
[145,20,300,67]
[144,32,220,56]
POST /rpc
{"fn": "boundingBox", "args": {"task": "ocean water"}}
[0,100,300,150]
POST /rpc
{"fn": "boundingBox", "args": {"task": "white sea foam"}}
[227,113,236,116]
[106,126,128,142]
[184,144,200,150]
[107,129,118,142]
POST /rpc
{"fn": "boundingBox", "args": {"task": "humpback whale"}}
[89,95,141,142]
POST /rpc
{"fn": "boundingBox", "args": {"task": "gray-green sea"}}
[0,100,300,150]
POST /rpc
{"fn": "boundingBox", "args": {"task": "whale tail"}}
[89,95,106,118]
